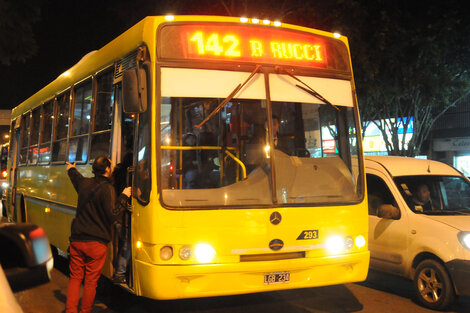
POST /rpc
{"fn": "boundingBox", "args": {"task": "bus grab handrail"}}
[161,146,247,179]
[223,150,247,179]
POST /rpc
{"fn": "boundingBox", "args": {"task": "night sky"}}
[1,0,467,113]
[0,0,231,110]
[0,0,145,110]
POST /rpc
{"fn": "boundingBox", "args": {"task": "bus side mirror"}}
[377,204,400,220]
[122,68,147,113]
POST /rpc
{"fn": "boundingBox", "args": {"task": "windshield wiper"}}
[276,66,339,111]
[196,64,262,129]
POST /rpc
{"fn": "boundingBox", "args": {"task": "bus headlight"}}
[194,243,216,263]
[344,236,354,250]
[355,235,366,248]
[160,246,173,261]
[179,245,192,260]
[458,232,470,250]
[326,235,344,255]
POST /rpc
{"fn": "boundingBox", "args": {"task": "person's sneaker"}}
[112,275,126,284]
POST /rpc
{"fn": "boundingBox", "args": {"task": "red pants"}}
[66,241,107,313]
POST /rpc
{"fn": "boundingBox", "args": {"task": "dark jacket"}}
[68,167,129,244]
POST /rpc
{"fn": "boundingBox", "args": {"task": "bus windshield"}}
[160,68,361,208]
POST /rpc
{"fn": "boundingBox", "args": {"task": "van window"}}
[395,175,470,214]
[366,174,397,216]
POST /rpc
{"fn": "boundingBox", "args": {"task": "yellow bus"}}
[5,15,369,299]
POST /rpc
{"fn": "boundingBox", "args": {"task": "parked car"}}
[0,143,8,189]
[0,223,54,312]
[365,156,470,310]
[0,266,23,313]
[0,143,8,216]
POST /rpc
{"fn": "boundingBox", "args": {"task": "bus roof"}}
[12,15,349,120]
[12,16,152,119]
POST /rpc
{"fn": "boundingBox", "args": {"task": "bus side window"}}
[19,112,30,165]
[90,70,114,160]
[52,91,71,162]
[28,108,40,165]
[39,101,54,164]
[68,80,92,163]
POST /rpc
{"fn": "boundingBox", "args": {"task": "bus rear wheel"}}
[413,259,455,310]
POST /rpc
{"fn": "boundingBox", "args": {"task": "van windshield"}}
[394,175,470,215]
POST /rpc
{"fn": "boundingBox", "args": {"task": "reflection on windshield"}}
[160,94,361,208]
[196,65,261,129]
[395,175,470,214]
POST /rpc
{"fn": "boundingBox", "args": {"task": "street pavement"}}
[13,255,470,313]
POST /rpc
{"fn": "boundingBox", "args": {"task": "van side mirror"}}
[122,68,147,113]
[377,204,400,220]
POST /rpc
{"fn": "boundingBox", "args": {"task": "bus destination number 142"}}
[189,31,324,62]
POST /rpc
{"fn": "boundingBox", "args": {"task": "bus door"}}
[112,83,136,286]
[114,47,151,286]
[9,118,21,221]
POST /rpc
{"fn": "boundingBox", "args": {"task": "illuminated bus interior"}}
[161,68,361,207]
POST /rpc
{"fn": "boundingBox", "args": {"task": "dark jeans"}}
[114,220,130,277]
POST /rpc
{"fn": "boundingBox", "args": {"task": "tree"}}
[307,0,470,156]
[0,0,41,65]
[112,0,470,156]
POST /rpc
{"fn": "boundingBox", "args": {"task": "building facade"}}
[0,110,11,145]
[429,95,470,176]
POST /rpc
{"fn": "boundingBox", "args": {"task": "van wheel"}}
[413,259,455,310]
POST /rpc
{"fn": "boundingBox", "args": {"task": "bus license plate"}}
[264,271,290,285]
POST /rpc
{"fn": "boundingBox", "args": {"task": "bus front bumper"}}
[134,251,370,300]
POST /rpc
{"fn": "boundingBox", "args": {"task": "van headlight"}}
[194,243,216,263]
[458,232,470,250]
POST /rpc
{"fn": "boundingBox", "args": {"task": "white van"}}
[365,156,470,310]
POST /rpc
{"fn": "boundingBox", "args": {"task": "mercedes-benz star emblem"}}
[270,211,282,225]
[269,239,284,251]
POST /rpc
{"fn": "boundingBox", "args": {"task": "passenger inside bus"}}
[267,114,292,156]
[182,133,198,189]
[197,131,219,188]
[112,152,133,284]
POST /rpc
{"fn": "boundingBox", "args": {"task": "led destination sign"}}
[159,24,349,71]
